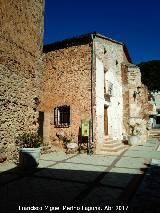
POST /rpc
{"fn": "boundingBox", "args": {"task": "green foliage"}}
[15,132,43,148]
[138,60,160,91]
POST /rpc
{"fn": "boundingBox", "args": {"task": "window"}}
[54,105,70,127]
[156,116,160,124]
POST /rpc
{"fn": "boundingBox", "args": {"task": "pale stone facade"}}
[94,36,125,144]
[148,92,160,128]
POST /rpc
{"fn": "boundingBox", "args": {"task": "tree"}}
[138,60,160,91]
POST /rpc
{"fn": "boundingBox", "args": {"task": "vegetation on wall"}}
[138,60,160,91]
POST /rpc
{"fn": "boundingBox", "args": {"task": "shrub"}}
[15,132,42,148]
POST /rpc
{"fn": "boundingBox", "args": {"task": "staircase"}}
[96,136,128,155]
[149,128,160,138]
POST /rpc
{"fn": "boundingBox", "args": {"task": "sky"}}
[44,0,160,64]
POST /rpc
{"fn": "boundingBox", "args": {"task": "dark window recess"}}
[156,116,160,124]
[54,106,70,127]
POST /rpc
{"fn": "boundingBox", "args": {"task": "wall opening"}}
[104,105,108,136]
[54,105,70,127]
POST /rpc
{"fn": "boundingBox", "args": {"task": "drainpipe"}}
[90,33,95,151]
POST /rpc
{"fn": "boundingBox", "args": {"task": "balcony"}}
[104,81,113,100]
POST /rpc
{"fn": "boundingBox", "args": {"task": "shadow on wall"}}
[0,160,159,213]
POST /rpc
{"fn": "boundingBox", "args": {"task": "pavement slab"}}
[40,152,75,162]
[38,159,57,168]
[0,162,16,173]
[100,171,133,189]
[49,162,108,172]
[114,156,146,169]
[0,173,19,185]
[65,154,117,166]
[129,146,155,151]
[35,168,103,183]
[82,186,123,206]
[99,167,143,191]
[128,159,160,212]
[124,150,160,159]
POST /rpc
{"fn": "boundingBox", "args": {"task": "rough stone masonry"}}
[0,0,44,160]
[41,39,92,151]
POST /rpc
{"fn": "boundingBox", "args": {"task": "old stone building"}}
[41,33,149,153]
[0,0,44,161]
[0,0,149,160]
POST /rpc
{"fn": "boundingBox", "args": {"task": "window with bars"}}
[54,105,70,127]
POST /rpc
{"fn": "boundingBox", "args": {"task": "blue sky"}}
[44,0,160,64]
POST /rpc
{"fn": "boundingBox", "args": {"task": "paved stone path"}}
[0,137,160,213]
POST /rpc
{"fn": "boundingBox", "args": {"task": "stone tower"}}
[0,0,44,160]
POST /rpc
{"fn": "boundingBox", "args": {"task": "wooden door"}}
[104,106,108,135]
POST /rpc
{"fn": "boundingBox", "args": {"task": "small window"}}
[156,116,160,124]
[54,105,70,127]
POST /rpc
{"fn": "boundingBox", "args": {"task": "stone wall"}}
[0,0,44,160]
[127,65,149,144]
[121,63,130,136]
[40,43,92,149]
[128,65,143,118]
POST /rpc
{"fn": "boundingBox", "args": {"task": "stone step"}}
[101,140,125,148]
[103,140,122,145]
[149,131,160,133]
[104,139,114,143]
[104,136,113,140]
[149,133,160,137]
[149,129,160,134]
[102,146,124,152]
[150,128,160,130]
[148,128,160,139]
[103,142,123,148]
[96,138,127,155]
[96,148,126,155]
[101,145,125,152]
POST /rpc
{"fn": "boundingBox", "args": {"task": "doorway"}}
[38,111,44,138]
[104,106,108,135]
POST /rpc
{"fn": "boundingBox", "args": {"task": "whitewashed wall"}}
[107,68,123,140]
[95,38,124,143]
[95,57,104,143]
